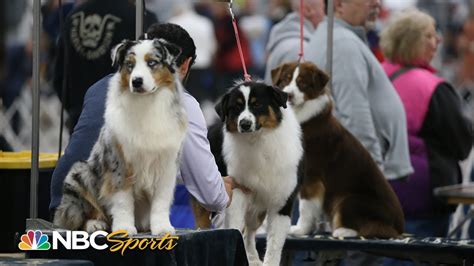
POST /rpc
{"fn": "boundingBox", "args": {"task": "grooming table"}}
[256,233,474,265]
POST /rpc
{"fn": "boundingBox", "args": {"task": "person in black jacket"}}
[53,0,157,133]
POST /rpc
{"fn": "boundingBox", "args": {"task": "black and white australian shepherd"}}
[271,61,404,238]
[54,38,187,235]
[210,81,303,266]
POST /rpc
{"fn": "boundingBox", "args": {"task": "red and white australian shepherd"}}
[272,61,404,238]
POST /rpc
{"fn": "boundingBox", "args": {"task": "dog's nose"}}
[132,77,143,88]
[239,120,252,132]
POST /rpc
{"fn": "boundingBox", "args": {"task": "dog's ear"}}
[153,38,182,66]
[111,40,135,70]
[270,64,286,86]
[215,93,230,122]
[308,63,330,89]
[270,86,288,109]
[271,62,297,86]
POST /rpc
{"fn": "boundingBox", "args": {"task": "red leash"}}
[298,0,305,62]
[227,1,251,81]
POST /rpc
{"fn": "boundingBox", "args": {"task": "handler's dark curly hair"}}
[145,23,197,67]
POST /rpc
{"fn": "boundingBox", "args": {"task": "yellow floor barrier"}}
[0,151,58,169]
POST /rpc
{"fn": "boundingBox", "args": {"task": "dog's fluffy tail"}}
[53,161,104,230]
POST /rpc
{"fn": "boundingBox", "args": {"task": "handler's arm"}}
[179,94,230,212]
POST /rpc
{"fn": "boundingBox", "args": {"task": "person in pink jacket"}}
[380,8,473,238]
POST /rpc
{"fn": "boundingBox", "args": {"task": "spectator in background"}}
[53,0,157,133]
[211,3,252,96]
[169,0,216,104]
[264,0,325,84]
[365,0,384,62]
[3,0,32,135]
[239,1,272,79]
[268,0,292,24]
[457,15,474,123]
[42,0,75,82]
[145,0,174,23]
[380,8,473,238]
[307,2,413,264]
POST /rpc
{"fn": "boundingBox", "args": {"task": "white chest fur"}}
[104,74,187,188]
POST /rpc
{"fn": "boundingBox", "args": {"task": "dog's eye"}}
[230,105,240,112]
[253,102,262,108]
[126,62,134,72]
[147,60,158,68]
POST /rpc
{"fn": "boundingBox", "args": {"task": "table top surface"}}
[434,183,474,199]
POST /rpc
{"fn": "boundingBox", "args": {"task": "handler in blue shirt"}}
[50,23,235,228]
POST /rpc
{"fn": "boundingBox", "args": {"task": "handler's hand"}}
[223,176,233,207]
[223,176,251,208]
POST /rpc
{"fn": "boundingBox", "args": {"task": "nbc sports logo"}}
[16,229,178,254]
[18,230,51,250]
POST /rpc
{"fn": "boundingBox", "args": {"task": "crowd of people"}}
[1,0,474,263]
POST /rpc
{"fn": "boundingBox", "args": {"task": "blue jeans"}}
[404,216,450,237]
[383,215,450,266]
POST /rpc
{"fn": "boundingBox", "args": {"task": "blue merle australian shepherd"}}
[54,38,187,236]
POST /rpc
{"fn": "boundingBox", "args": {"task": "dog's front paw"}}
[248,258,263,266]
[289,225,310,236]
[151,223,175,236]
[332,227,358,238]
[112,223,138,236]
[85,219,108,233]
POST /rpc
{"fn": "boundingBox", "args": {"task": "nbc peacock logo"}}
[18,230,51,251]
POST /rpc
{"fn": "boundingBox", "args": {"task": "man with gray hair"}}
[264,0,325,84]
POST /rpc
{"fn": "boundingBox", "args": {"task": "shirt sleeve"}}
[420,82,473,160]
[179,94,229,212]
[331,38,384,169]
[49,76,109,211]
